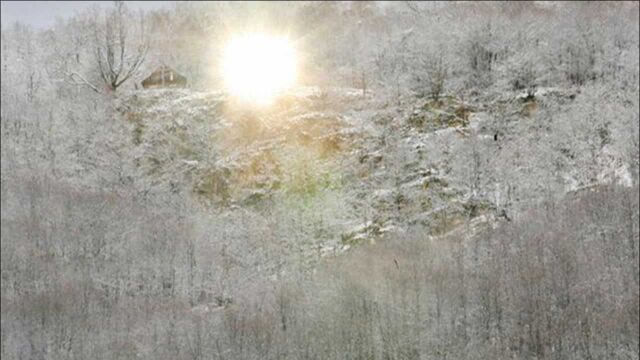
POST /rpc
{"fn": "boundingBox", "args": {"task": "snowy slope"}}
[117,85,634,266]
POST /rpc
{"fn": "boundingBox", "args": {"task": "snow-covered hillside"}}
[2,2,638,360]
[114,84,635,266]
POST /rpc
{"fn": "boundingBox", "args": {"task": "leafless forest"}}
[1,2,639,359]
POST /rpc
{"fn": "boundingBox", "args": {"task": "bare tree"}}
[93,1,148,92]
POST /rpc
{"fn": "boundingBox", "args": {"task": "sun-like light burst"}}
[221,33,297,106]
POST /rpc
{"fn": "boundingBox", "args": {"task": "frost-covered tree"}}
[92,1,149,92]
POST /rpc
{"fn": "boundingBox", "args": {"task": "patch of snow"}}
[182,160,199,166]
[615,164,633,187]
[563,175,580,192]
[374,188,393,198]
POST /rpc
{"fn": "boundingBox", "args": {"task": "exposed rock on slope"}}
[117,86,634,266]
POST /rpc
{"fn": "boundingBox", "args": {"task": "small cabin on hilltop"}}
[141,65,187,89]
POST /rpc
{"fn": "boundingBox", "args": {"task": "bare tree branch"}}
[405,1,421,14]
[65,71,101,93]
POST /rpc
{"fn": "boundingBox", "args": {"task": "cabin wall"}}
[141,70,188,89]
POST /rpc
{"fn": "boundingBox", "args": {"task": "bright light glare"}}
[221,34,297,105]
